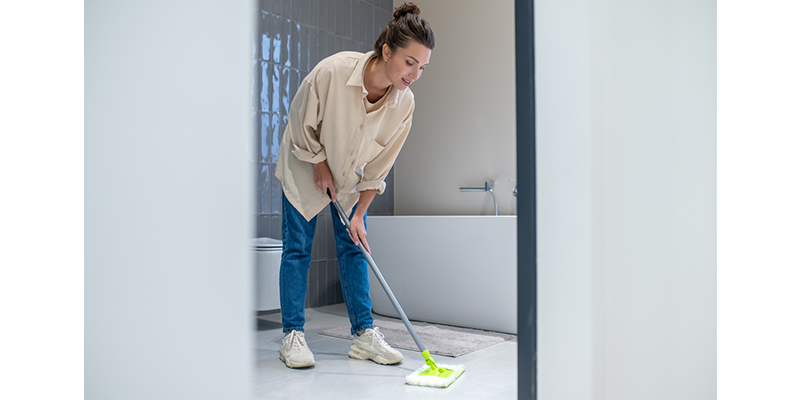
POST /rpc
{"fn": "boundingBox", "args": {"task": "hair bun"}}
[393,2,421,20]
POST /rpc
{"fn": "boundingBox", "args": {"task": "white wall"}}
[535,0,595,397]
[537,0,716,399]
[393,0,518,216]
[587,1,716,399]
[85,1,254,399]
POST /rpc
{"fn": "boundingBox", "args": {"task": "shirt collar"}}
[346,51,400,109]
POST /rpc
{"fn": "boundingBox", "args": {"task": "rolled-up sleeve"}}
[287,79,327,164]
[356,106,414,194]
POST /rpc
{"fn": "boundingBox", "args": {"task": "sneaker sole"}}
[348,345,403,365]
[279,351,315,368]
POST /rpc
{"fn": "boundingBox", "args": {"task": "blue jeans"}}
[279,192,374,336]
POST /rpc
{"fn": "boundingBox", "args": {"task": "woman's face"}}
[382,41,431,91]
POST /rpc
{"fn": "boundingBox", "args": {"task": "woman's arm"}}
[313,160,336,202]
[287,79,327,165]
[347,189,378,254]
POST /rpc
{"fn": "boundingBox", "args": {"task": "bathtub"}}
[364,215,517,334]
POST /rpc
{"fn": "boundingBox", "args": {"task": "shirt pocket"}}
[357,140,386,166]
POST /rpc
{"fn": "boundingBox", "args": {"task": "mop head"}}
[405,363,466,388]
[405,351,466,388]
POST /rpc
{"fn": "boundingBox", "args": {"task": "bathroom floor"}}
[255,304,518,399]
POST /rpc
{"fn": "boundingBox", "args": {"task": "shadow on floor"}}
[256,318,283,331]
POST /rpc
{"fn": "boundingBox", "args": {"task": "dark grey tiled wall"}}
[252,0,396,309]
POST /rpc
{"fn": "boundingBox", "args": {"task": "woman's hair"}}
[373,2,436,55]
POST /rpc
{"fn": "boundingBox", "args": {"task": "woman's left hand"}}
[347,213,371,254]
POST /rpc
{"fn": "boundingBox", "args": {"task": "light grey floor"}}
[255,304,518,399]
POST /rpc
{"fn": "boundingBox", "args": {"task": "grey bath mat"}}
[318,318,515,357]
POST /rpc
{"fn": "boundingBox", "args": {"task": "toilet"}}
[252,237,282,311]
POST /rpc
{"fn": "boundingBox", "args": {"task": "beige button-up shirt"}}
[275,51,415,221]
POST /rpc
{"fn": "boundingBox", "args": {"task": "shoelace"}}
[288,332,305,352]
[366,327,389,349]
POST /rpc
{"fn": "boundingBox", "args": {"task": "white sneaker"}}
[349,327,403,365]
[279,330,315,368]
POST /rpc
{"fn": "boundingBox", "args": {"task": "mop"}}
[330,197,466,388]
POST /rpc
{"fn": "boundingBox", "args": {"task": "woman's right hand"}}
[313,161,336,202]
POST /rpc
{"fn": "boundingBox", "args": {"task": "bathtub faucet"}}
[459,181,498,216]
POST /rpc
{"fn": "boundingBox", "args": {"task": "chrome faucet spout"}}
[459,181,498,216]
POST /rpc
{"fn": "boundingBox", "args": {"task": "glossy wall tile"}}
[254,0,396,309]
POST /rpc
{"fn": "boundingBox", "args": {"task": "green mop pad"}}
[405,350,466,388]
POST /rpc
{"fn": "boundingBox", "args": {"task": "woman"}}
[274,2,435,369]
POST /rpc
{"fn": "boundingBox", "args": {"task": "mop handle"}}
[330,198,428,354]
